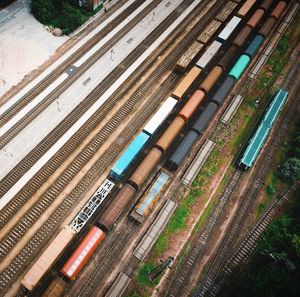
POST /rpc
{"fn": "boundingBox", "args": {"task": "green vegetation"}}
[218,186,300,297]
[275,118,300,183]
[136,263,160,287]
[30,0,99,34]
[128,7,300,297]
[219,61,300,297]
[265,173,278,199]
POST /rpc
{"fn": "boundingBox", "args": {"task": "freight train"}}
[21,0,289,295]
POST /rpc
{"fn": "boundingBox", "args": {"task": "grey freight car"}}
[133,199,177,261]
[182,139,216,186]
[105,272,131,297]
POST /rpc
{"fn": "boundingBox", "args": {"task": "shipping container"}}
[129,148,163,188]
[237,0,256,17]
[228,54,250,80]
[167,130,199,171]
[218,16,241,42]
[98,184,136,231]
[199,66,223,94]
[192,102,218,135]
[211,76,236,106]
[21,226,75,291]
[258,16,276,37]
[143,97,177,135]
[233,25,253,47]
[133,199,177,261]
[182,139,216,186]
[176,41,204,72]
[216,1,238,22]
[61,226,105,281]
[217,45,238,71]
[178,90,205,121]
[172,67,201,100]
[42,278,66,297]
[130,172,169,222]
[244,34,264,57]
[246,8,265,28]
[155,117,185,153]
[271,1,287,19]
[197,20,222,44]
[259,0,274,12]
[196,41,222,69]
[110,132,150,180]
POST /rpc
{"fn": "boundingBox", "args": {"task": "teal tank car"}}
[228,54,251,80]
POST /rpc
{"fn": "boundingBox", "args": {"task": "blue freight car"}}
[110,132,150,180]
[130,172,169,223]
[240,89,288,169]
[263,89,288,128]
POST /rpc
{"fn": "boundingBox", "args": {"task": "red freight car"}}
[60,226,105,281]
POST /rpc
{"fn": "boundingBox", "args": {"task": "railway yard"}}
[0,0,299,297]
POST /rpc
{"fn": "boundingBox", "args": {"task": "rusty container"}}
[98,184,136,231]
[258,17,276,37]
[155,117,185,153]
[218,45,238,71]
[259,0,274,11]
[247,9,265,28]
[129,148,163,188]
[172,67,201,100]
[270,1,287,19]
[237,0,256,17]
[21,226,75,291]
[42,278,66,297]
[233,25,253,47]
[178,90,205,121]
[199,66,223,94]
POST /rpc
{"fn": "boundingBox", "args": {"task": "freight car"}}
[181,139,216,186]
[41,278,66,297]
[22,0,287,293]
[133,199,177,261]
[166,0,287,172]
[60,226,106,280]
[21,226,76,291]
[176,41,204,72]
[240,89,288,169]
[172,67,201,100]
[110,97,177,180]
[104,272,131,297]
[130,171,169,223]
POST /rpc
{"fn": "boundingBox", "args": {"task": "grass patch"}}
[136,262,160,287]
[129,7,300,297]
[265,172,278,200]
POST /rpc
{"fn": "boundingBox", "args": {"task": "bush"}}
[278,158,300,182]
[30,0,92,34]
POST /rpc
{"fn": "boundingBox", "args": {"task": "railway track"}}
[0,0,223,293]
[165,169,242,297]
[0,0,144,130]
[76,222,138,297]
[0,0,164,151]
[0,0,187,224]
[192,58,300,297]
[223,180,300,276]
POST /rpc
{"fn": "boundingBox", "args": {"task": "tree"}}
[60,1,87,34]
[30,0,56,23]
[278,158,300,182]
